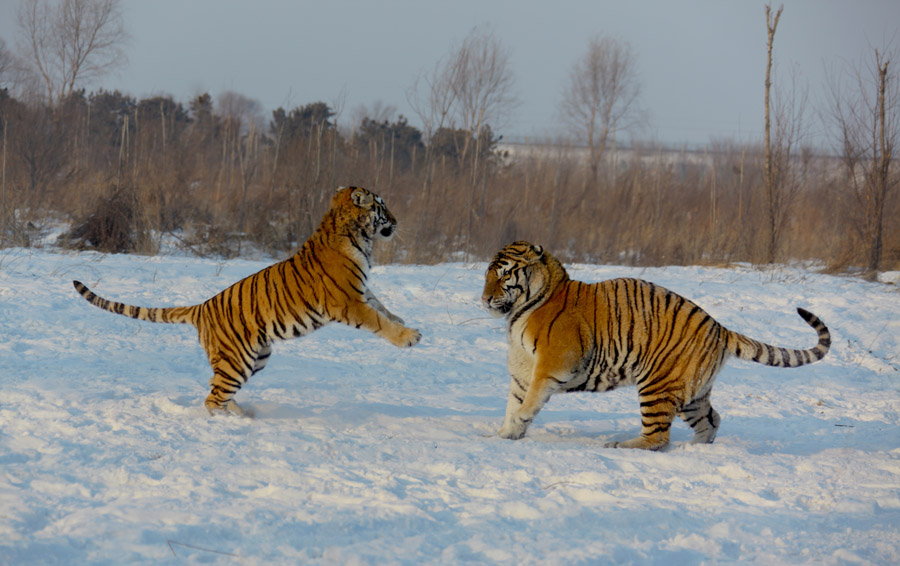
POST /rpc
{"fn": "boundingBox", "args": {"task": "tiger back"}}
[482,241,830,450]
[74,186,421,416]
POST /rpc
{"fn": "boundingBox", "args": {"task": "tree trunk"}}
[763,4,782,264]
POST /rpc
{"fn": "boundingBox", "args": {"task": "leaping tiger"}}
[73,186,421,416]
[482,241,830,450]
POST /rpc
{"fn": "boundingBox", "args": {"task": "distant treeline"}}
[0,88,896,272]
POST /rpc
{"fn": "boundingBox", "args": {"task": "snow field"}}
[0,248,898,565]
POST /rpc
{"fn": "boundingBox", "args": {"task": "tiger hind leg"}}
[206,396,250,417]
[679,392,721,445]
[605,392,678,450]
[204,351,261,418]
[205,381,252,417]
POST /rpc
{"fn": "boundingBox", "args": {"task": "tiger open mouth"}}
[380,226,394,238]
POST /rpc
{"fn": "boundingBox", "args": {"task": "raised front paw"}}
[392,326,421,347]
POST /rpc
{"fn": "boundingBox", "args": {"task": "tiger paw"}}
[498,421,527,440]
[206,399,253,418]
[604,436,667,450]
[393,327,421,347]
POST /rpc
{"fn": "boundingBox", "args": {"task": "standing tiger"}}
[73,186,421,416]
[482,241,831,450]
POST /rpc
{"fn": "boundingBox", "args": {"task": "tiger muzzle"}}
[482,295,510,316]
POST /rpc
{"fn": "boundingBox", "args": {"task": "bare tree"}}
[0,38,17,90]
[762,4,783,263]
[409,26,516,160]
[407,27,517,261]
[826,46,899,279]
[407,56,457,146]
[16,0,128,106]
[451,27,517,162]
[0,37,34,96]
[760,4,812,264]
[561,34,641,186]
[449,28,517,260]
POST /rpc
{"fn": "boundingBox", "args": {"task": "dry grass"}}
[0,94,897,272]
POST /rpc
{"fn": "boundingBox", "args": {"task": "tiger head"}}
[333,186,397,240]
[482,241,557,318]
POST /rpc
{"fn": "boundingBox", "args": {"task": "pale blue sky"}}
[1,0,898,147]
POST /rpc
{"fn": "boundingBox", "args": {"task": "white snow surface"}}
[1,247,899,565]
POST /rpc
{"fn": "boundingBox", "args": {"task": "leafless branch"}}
[16,0,128,106]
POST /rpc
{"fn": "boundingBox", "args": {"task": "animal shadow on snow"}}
[512,406,873,456]
[161,392,873,457]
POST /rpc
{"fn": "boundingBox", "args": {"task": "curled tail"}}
[72,280,196,324]
[727,308,831,367]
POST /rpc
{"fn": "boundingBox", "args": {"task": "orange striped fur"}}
[482,241,830,450]
[74,187,421,416]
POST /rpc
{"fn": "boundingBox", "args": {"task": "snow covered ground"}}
[1,246,898,565]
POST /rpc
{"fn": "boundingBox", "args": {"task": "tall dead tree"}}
[826,47,899,278]
[871,55,894,276]
[763,4,783,263]
[761,4,808,265]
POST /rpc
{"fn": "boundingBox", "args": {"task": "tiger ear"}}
[351,188,373,207]
[531,244,544,258]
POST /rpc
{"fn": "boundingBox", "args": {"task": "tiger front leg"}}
[364,289,405,324]
[498,374,527,438]
[345,299,421,347]
[498,368,565,440]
